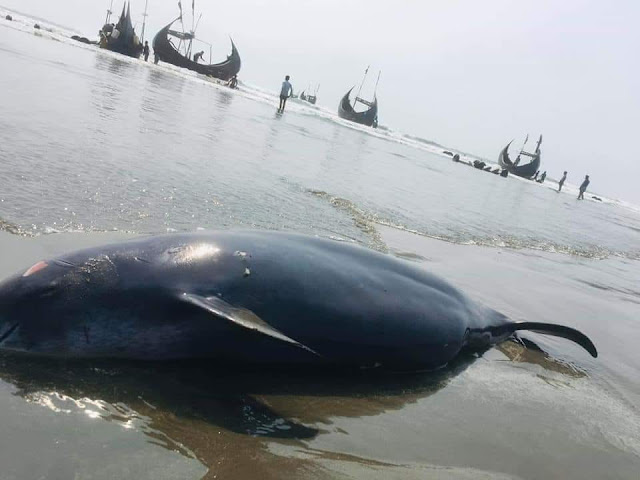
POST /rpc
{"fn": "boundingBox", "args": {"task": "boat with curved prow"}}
[498,134,542,179]
[300,84,319,105]
[338,68,380,128]
[99,2,143,58]
[338,88,378,127]
[152,20,240,80]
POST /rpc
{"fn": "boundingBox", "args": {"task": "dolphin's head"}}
[0,253,120,355]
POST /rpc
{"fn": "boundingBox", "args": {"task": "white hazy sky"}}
[4,0,640,203]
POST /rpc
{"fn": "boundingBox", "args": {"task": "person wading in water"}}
[278,75,293,113]
[143,41,150,61]
[578,175,590,200]
[557,171,567,192]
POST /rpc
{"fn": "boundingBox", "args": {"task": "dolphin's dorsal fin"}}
[508,322,597,358]
[180,293,319,356]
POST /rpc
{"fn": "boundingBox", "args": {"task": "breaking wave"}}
[308,189,640,260]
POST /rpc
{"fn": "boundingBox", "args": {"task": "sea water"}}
[0,11,639,480]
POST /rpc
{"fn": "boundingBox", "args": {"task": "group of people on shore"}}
[557,171,591,199]
[533,170,547,183]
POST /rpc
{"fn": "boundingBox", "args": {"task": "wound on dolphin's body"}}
[23,261,48,277]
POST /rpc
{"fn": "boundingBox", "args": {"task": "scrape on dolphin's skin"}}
[0,231,597,370]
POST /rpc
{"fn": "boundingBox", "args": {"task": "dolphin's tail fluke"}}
[465,321,598,358]
[510,322,598,358]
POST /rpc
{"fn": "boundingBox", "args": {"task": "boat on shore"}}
[99,2,143,58]
[300,84,319,105]
[498,135,542,179]
[338,88,378,127]
[152,3,240,81]
[338,69,379,127]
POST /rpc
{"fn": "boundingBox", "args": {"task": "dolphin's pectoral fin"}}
[180,293,319,356]
[508,322,597,358]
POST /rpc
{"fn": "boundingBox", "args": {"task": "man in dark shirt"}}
[193,51,205,63]
[558,171,567,192]
[143,41,150,62]
[578,175,590,200]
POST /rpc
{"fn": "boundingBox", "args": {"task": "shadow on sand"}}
[0,339,585,479]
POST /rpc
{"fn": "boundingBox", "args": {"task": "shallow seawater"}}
[1,13,639,480]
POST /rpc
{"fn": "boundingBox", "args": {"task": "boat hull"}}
[99,3,142,59]
[337,88,378,127]
[152,21,241,81]
[498,142,541,179]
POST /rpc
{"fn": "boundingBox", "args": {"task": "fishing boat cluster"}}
[88,2,382,127]
[448,134,543,180]
[20,1,541,181]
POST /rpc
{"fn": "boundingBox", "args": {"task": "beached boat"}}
[300,84,319,105]
[99,2,143,58]
[338,69,379,127]
[152,20,240,80]
[498,135,542,179]
[299,91,317,104]
[338,88,378,127]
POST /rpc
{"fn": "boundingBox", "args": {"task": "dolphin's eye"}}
[53,259,77,268]
[39,284,59,298]
[23,261,48,277]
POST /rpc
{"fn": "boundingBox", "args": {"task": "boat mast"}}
[518,134,529,155]
[187,0,195,59]
[191,0,196,33]
[140,0,149,43]
[374,70,381,96]
[105,0,114,24]
[535,134,543,153]
[177,1,185,52]
[354,65,370,106]
[520,134,542,158]
[514,134,528,166]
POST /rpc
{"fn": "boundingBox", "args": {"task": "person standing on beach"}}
[578,175,590,200]
[143,41,150,62]
[558,171,567,192]
[278,75,293,113]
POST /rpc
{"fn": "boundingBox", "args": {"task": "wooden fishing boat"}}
[498,135,542,179]
[302,84,319,104]
[338,87,378,127]
[152,14,240,80]
[338,69,379,127]
[99,2,143,58]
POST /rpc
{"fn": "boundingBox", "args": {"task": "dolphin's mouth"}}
[0,322,19,346]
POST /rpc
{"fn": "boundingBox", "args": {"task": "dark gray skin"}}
[0,231,597,370]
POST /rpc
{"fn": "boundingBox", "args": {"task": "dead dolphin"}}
[0,231,597,369]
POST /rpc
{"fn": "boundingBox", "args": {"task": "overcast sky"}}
[3,0,640,203]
